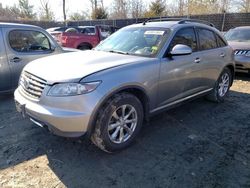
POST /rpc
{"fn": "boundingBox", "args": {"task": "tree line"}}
[0,0,250,22]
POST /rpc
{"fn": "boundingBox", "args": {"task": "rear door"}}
[196,28,226,88]
[0,28,12,92]
[2,28,59,89]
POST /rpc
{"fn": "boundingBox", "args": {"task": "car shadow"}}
[0,90,250,187]
[235,72,250,81]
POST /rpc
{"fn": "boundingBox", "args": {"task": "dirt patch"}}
[0,74,250,188]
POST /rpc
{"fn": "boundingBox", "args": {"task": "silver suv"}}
[14,19,235,152]
[225,26,250,74]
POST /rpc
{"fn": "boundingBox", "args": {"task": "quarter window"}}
[9,30,51,52]
[216,34,227,47]
[170,28,197,52]
[197,28,217,50]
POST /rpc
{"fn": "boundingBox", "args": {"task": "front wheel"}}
[91,93,144,153]
[206,67,232,102]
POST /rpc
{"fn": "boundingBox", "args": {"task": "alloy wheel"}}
[107,104,138,144]
[218,72,230,97]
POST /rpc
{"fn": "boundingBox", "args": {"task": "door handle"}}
[220,53,225,58]
[194,58,201,63]
[10,57,22,63]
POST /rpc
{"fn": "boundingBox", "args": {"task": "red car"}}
[58,25,119,50]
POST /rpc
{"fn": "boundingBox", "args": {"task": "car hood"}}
[24,50,148,84]
[228,41,250,50]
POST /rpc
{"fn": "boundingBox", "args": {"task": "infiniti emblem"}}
[23,79,30,89]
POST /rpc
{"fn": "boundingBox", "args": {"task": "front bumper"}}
[14,87,100,137]
[234,55,250,72]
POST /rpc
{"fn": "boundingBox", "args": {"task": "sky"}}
[0,0,152,21]
[0,0,115,20]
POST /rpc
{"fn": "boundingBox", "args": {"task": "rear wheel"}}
[91,93,143,153]
[206,67,232,102]
[77,44,91,50]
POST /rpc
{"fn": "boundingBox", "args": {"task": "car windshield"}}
[225,29,250,42]
[95,27,169,57]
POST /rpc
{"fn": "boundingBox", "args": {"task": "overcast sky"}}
[0,0,153,21]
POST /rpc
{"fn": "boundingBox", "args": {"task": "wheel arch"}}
[86,85,150,137]
[77,42,92,49]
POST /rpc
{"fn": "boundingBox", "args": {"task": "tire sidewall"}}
[78,45,91,50]
[215,68,232,102]
[97,94,143,152]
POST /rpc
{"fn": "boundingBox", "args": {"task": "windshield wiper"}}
[108,50,130,55]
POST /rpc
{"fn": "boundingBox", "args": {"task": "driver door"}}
[2,28,58,89]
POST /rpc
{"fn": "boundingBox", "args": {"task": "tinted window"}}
[216,34,227,47]
[170,28,197,52]
[81,27,95,35]
[9,30,51,52]
[197,28,217,50]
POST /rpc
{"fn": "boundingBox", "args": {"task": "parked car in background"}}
[46,26,96,43]
[15,19,234,152]
[57,25,119,50]
[0,22,77,94]
[225,26,250,74]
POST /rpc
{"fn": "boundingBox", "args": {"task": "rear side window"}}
[170,27,197,52]
[197,28,217,50]
[9,30,51,52]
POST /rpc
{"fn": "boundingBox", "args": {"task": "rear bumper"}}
[14,87,100,137]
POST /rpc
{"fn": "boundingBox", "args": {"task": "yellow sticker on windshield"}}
[144,31,164,35]
[152,46,158,52]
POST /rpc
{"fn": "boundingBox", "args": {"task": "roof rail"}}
[143,18,215,27]
[178,19,215,27]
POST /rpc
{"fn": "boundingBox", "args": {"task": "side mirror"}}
[170,44,192,56]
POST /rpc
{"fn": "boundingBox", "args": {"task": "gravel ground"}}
[0,74,250,188]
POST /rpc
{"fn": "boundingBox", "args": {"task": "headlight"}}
[48,81,101,96]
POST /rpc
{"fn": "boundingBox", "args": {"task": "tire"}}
[206,67,232,103]
[78,44,91,50]
[91,93,144,153]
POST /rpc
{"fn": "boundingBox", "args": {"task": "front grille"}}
[234,50,250,56]
[19,71,47,99]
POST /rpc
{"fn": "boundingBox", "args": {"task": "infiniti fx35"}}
[15,19,235,152]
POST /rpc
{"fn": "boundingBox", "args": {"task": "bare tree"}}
[178,0,186,16]
[130,0,146,18]
[237,0,250,12]
[186,0,221,15]
[110,0,129,19]
[89,0,104,19]
[39,0,54,20]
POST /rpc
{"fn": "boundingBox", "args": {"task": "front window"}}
[225,29,250,42]
[169,27,197,52]
[95,27,169,57]
[9,30,51,52]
